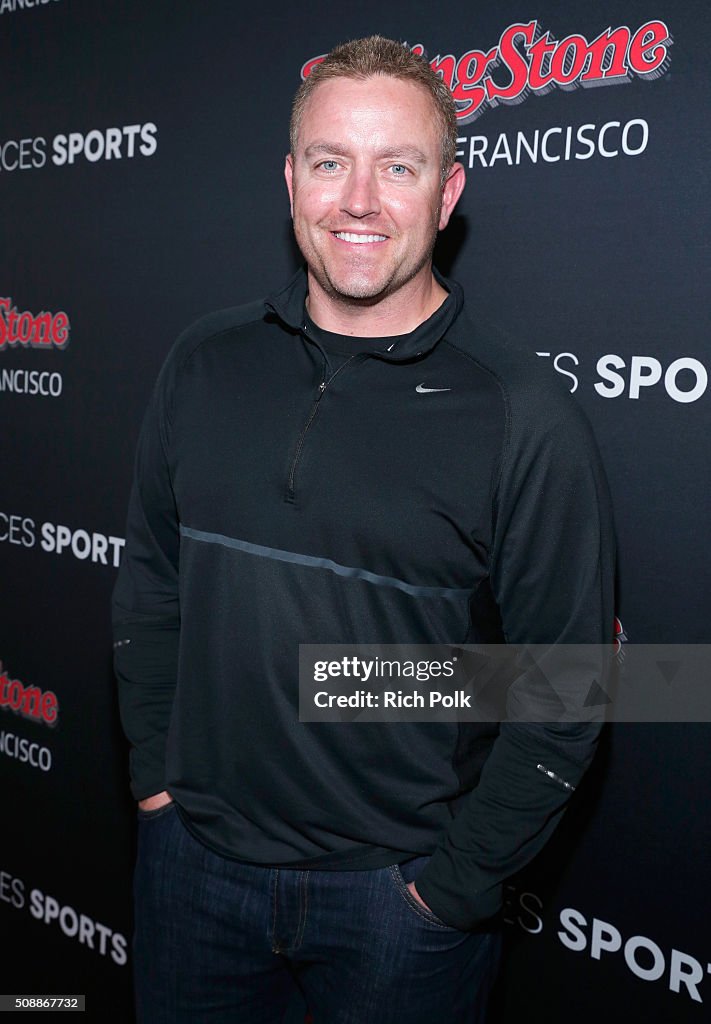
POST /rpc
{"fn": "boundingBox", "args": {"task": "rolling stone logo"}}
[0,297,69,350]
[0,298,69,398]
[302,20,672,123]
[0,659,58,774]
[0,660,58,727]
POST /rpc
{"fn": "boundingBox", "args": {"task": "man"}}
[113,35,615,1023]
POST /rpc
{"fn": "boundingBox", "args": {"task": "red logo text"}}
[302,20,672,123]
[0,661,59,727]
[0,298,70,350]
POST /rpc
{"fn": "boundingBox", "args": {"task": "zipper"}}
[285,352,360,503]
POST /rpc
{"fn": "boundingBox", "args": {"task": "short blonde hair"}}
[290,35,457,184]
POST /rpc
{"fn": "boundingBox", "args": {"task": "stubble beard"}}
[295,207,441,309]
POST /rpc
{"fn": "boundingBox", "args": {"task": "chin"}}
[333,283,387,302]
[323,269,397,303]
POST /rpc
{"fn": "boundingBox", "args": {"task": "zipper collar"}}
[265,265,464,363]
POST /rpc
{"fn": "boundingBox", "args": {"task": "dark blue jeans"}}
[133,801,502,1023]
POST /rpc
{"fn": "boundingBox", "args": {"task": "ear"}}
[284,154,295,218]
[438,162,466,231]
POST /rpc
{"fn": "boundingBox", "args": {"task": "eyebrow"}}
[303,142,430,165]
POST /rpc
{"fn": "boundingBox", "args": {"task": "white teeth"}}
[333,232,387,243]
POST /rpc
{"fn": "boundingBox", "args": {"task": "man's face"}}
[285,75,464,306]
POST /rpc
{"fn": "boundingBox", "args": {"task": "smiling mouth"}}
[331,231,388,244]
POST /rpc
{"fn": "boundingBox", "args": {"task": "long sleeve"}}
[415,395,616,931]
[112,356,181,801]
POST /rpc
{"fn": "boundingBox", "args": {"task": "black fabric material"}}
[112,265,615,930]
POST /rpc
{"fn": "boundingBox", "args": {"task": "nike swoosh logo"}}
[415,383,451,393]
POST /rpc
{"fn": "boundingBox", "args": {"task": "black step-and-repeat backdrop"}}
[2,1,709,1020]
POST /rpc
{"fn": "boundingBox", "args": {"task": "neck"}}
[305,268,448,337]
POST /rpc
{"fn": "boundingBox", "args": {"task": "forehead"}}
[298,75,440,155]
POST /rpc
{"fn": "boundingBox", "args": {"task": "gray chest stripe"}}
[179,525,470,601]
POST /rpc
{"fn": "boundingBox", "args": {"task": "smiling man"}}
[113,35,615,1024]
[285,72,464,327]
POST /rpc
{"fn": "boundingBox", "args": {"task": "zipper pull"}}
[318,381,326,392]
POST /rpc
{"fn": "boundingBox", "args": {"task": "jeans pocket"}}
[137,799,176,822]
[387,863,461,931]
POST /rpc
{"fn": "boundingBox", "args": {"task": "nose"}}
[340,164,381,219]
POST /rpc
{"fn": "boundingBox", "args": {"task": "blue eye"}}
[391,164,408,175]
[320,160,339,171]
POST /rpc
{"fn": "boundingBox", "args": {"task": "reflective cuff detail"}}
[536,762,576,792]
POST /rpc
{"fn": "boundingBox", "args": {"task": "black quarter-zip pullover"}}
[112,266,615,931]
